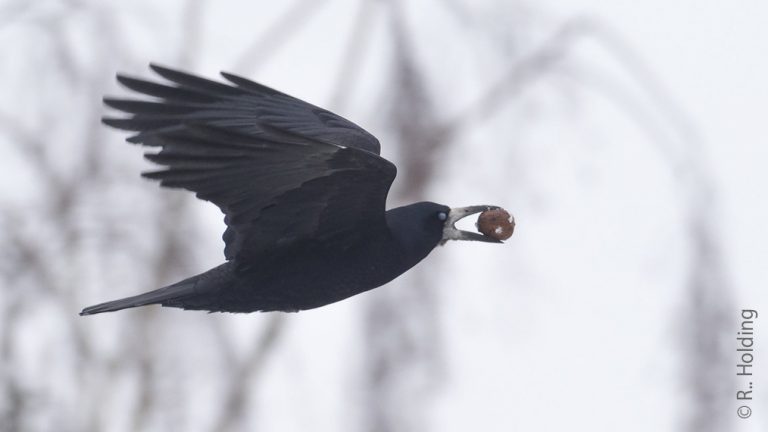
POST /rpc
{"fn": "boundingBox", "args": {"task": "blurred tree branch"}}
[210,314,284,432]
[329,0,378,110]
[436,15,732,432]
[363,2,444,432]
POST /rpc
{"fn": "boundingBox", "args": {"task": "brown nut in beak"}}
[476,208,515,240]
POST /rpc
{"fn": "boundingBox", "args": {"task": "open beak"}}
[441,205,504,244]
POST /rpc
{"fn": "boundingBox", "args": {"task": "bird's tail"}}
[79,278,198,316]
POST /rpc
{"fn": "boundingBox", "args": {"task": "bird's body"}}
[80,65,506,315]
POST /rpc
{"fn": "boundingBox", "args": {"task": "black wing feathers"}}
[116,74,217,103]
[104,65,395,264]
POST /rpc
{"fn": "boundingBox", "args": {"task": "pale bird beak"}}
[441,205,503,244]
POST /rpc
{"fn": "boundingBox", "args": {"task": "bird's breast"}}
[240,235,408,310]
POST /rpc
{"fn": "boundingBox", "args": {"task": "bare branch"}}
[210,315,285,432]
[0,110,58,186]
[362,3,445,432]
[329,0,378,110]
[445,16,732,432]
[436,18,593,140]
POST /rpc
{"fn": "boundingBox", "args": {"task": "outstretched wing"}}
[104,65,396,265]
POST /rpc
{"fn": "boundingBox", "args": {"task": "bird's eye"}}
[437,211,448,221]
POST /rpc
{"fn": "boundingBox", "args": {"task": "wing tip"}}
[114,73,133,84]
[148,62,171,75]
[101,116,128,129]
[102,96,124,111]
[219,71,238,81]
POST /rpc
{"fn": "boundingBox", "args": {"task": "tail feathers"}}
[79,279,197,316]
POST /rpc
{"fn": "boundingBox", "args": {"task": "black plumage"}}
[80,64,505,315]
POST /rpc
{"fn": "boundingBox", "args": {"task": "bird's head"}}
[387,202,506,263]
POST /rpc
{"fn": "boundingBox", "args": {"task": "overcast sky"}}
[1,1,766,431]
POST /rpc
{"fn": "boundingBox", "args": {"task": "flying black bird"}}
[80,64,508,315]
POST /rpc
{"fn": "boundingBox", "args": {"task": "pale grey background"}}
[0,1,765,431]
